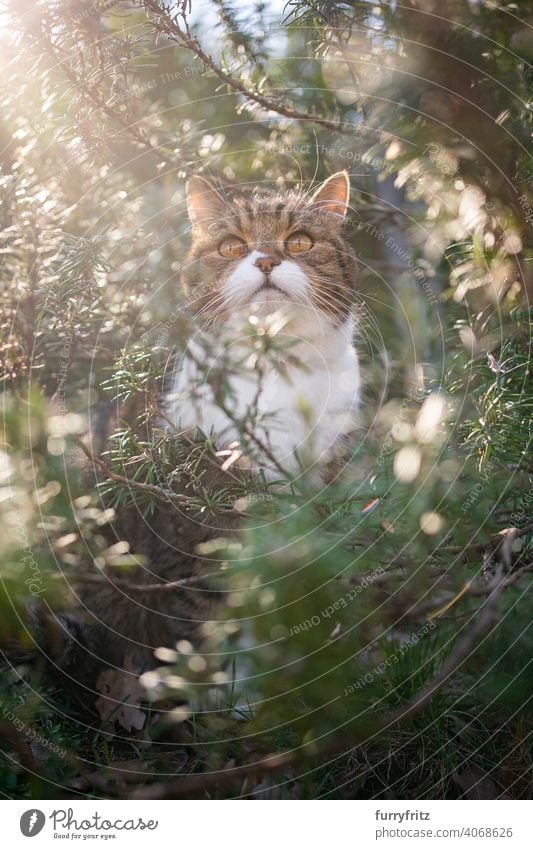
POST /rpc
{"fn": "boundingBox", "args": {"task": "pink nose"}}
[254,255,281,274]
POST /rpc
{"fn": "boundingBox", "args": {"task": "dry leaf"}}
[454,765,497,799]
[95,653,146,732]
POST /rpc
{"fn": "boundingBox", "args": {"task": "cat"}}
[4,172,361,703]
[166,170,360,478]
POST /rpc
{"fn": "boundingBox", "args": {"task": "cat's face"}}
[182,172,358,325]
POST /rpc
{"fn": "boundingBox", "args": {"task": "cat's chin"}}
[237,296,335,328]
[247,290,287,313]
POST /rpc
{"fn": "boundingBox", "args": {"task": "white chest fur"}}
[166,307,360,476]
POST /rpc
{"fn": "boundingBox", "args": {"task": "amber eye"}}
[286,232,313,254]
[218,237,248,259]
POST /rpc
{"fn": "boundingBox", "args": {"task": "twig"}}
[142,0,348,133]
[154,401,248,489]
[212,393,291,480]
[183,344,292,480]
[39,26,176,167]
[388,568,505,721]
[130,571,507,798]
[445,523,533,555]
[76,566,230,592]
[400,560,532,622]
[74,436,197,509]
[466,561,533,596]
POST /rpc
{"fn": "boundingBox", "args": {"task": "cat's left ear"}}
[311,171,350,218]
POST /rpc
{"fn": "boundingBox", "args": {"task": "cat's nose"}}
[254,255,281,274]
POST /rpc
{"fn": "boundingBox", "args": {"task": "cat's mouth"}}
[244,279,287,312]
[258,277,280,291]
[248,278,285,303]
[252,275,285,299]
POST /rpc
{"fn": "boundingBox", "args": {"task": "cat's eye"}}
[286,232,313,254]
[218,237,248,259]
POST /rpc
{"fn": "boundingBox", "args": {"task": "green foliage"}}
[0,0,531,800]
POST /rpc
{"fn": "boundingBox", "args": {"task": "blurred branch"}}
[467,562,533,596]
[75,568,229,592]
[182,345,293,479]
[142,0,348,133]
[210,0,270,70]
[33,23,177,168]
[74,436,199,509]
[131,569,507,798]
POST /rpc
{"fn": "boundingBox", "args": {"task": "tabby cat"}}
[10,172,361,695]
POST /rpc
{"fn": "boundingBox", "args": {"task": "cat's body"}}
[9,173,361,694]
[168,309,359,476]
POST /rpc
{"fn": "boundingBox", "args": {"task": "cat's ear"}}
[311,171,350,218]
[186,176,227,230]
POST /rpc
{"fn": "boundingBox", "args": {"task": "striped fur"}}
[183,174,358,324]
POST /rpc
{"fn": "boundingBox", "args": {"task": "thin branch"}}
[74,436,198,509]
[183,344,293,480]
[76,567,229,592]
[38,26,176,167]
[142,0,348,133]
[402,560,532,621]
[154,401,248,488]
[130,571,507,799]
[466,561,533,596]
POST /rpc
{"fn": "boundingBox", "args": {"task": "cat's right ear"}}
[311,171,350,218]
[186,176,227,231]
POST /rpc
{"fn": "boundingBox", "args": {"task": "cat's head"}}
[182,172,358,324]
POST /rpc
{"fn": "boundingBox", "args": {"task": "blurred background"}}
[0,0,531,800]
